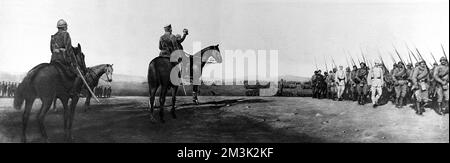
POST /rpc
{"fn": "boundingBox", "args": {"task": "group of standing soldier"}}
[311,56,449,116]
[0,81,18,97]
[94,85,112,98]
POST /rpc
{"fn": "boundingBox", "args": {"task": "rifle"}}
[408,50,414,65]
[379,55,389,74]
[389,52,396,65]
[442,44,448,61]
[324,56,329,72]
[410,50,418,63]
[345,57,351,68]
[314,57,318,70]
[430,52,438,64]
[416,48,431,70]
[393,46,405,64]
[360,48,368,64]
[331,56,337,69]
[350,56,357,67]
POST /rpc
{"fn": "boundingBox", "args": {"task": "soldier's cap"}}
[440,56,447,62]
[360,62,366,66]
[397,62,404,66]
[433,62,438,65]
[164,24,172,29]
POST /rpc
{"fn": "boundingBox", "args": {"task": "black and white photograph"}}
[0,0,448,149]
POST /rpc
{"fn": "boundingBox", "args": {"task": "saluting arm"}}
[178,34,187,43]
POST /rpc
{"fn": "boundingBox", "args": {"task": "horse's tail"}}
[13,83,25,110]
[13,63,49,110]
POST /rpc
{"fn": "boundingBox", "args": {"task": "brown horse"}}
[147,45,222,123]
[13,43,87,143]
[52,64,113,112]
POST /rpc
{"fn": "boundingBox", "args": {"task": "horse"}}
[52,64,113,112]
[147,44,222,123]
[13,43,87,143]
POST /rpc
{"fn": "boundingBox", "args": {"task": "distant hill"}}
[278,75,310,82]
[0,71,25,82]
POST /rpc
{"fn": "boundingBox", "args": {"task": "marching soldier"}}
[329,69,338,100]
[429,63,439,101]
[350,65,358,101]
[335,66,347,101]
[433,57,449,114]
[355,62,369,105]
[405,63,414,104]
[392,62,408,108]
[311,71,318,98]
[367,61,384,108]
[7,82,11,97]
[323,71,329,98]
[411,60,430,115]
[0,81,3,97]
[317,70,326,99]
[344,67,353,100]
[50,19,83,96]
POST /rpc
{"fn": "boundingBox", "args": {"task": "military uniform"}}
[344,68,353,100]
[355,64,369,105]
[159,25,187,58]
[326,71,336,99]
[392,63,408,108]
[311,71,318,98]
[350,67,358,101]
[335,67,347,100]
[433,57,449,114]
[368,63,384,107]
[405,64,414,104]
[51,30,74,66]
[412,61,430,115]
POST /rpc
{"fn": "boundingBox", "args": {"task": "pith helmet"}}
[440,56,447,62]
[57,19,67,28]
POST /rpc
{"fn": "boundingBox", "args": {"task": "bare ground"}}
[0,96,448,143]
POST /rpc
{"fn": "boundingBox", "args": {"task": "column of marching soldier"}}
[0,81,19,98]
[311,49,449,116]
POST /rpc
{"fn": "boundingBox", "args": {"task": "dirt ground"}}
[0,96,448,143]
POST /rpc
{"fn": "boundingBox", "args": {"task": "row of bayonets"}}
[314,44,448,73]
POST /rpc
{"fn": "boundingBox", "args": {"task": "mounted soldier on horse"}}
[147,24,222,123]
[14,19,94,142]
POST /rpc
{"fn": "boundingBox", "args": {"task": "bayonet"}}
[442,44,448,61]
[393,45,405,64]
[430,52,438,64]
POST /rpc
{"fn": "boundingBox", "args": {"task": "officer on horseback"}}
[50,19,82,95]
[159,24,188,59]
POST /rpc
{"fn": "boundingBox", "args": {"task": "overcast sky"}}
[0,0,448,78]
